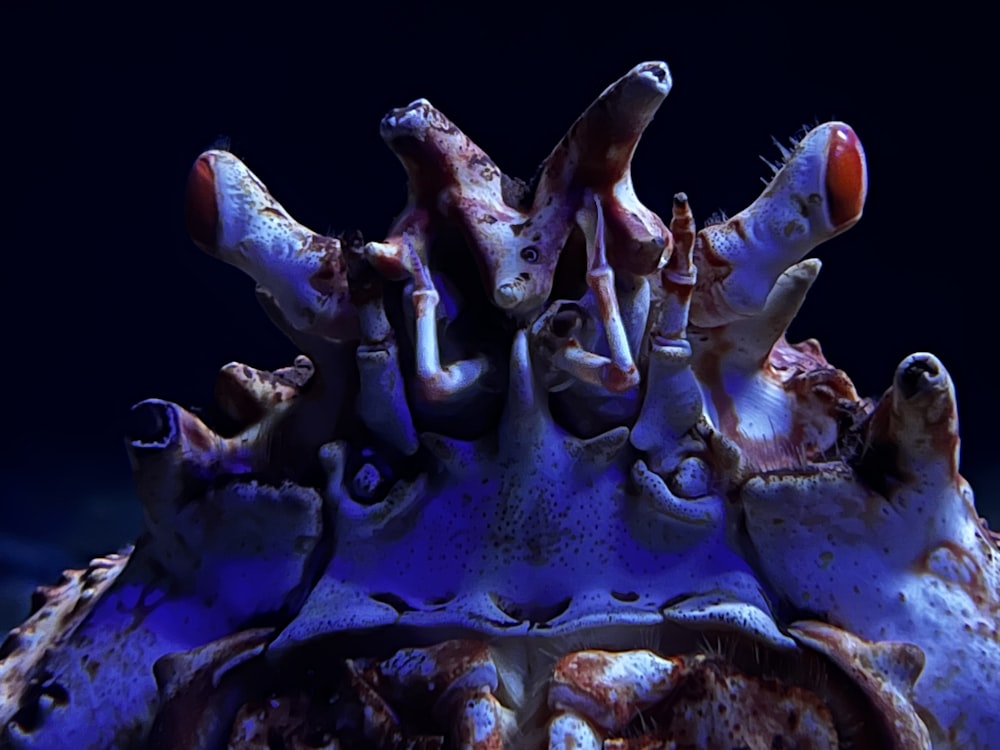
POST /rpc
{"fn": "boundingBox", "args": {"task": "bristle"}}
[704,209,728,226]
[209,134,231,151]
[759,155,781,178]
[770,136,792,162]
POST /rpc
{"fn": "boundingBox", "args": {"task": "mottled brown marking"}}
[915,540,987,602]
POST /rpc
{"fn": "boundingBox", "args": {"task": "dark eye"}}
[520,246,539,263]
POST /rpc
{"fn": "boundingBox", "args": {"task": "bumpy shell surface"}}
[2,61,996,749]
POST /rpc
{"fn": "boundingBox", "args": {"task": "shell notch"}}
[2,61,996,749]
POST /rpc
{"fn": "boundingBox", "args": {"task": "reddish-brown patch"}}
[914,540,987,603]
[825,125,865,229]
[185,154,219,251]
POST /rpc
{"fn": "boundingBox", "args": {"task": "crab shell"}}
[2,61,996,749]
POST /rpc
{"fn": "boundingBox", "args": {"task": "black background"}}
[1,7,995,616]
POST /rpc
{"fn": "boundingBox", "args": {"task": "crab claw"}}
[185,150,360,341]
[691,122,867,327]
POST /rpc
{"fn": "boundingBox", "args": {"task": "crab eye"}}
[520,246,540,263]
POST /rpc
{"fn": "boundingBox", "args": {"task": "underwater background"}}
[1,7,992,631]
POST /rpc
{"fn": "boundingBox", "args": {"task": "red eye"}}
[825,124,866,229]
[185,153,219,250]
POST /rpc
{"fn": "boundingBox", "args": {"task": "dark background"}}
[1,8,993,628]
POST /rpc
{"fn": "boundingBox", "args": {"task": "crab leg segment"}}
[413,284,482,403]
[185,150,360,341]
[547,650,679,746]
[549,650,679,731]
[350,640,516,749]
[690,122,867,327]
[528,301,601,393]
[653,192,697,346]
[366,187,492,405]
[585,193,639,391]
[355,276,420,454]
[549,343,623,391]
[547,713,602,750]
[544,193,639,393]
[536,198,645,394]
[369,230,491,404]
[631,194,702,471]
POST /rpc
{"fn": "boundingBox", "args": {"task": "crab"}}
[2,61,997,749]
